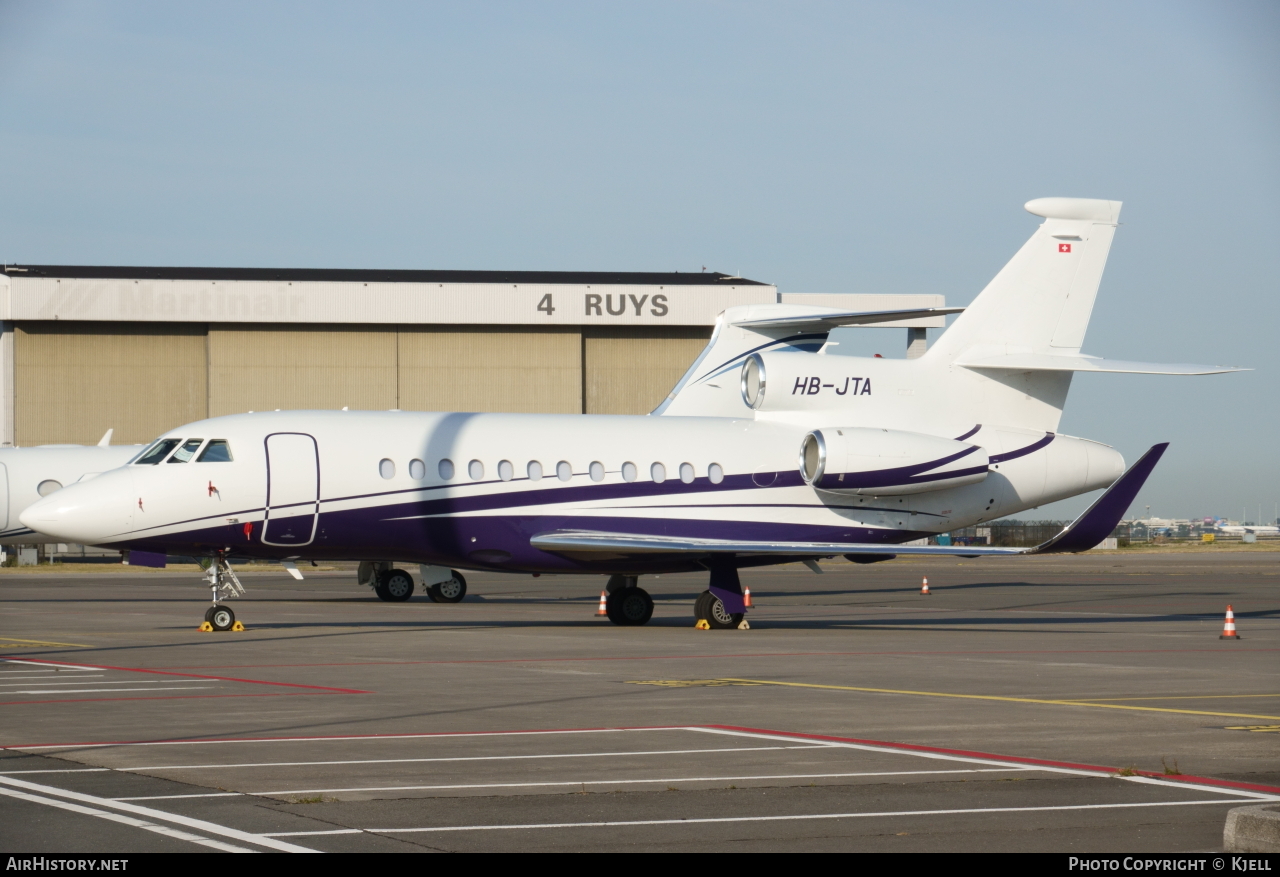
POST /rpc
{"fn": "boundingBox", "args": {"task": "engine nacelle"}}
[799,427,989,496]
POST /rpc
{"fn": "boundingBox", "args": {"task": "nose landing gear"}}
[200,551,246,631]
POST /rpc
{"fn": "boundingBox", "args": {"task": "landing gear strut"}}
[203,550,245,631]
[694,565,746,629]
[604,574,654,626]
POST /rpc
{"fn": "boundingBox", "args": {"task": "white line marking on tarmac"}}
[0,680,165,687]
[252,767,1035,796]
[1,659,103,671]
[263,798,1277,837]
[0,769,111,775]
[114,793,243,801]
[0,785,255,852]
[12,727,680,749]
[0,673,103,678]
[7,687,213,695]
[0,775,316,853]
[690,727,1280,799]
[121,744,822,772]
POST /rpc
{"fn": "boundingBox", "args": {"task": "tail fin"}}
[929,197,1122,362]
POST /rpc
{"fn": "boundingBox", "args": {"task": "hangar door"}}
[583,327,713,414]
[14,322,207,447]
[262,433,320,547]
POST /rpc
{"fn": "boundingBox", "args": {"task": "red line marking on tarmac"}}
[709,725,1280,796]
[2,725,687,750]
[0,656,370,694]
[0,692,340,708]
[153,646,1280,671]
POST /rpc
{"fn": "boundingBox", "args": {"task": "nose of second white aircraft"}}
[20,469,135,543]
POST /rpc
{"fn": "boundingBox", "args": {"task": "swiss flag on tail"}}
[1059,243,1072,253]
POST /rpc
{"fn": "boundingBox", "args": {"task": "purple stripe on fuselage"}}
[989,433,1055,464]
[953,424,982,441]
[96,502,932,575]
[813,444,983,491]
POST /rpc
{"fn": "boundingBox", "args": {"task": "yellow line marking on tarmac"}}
[711,679,1280,722]
[1224,725,1280,733]
[628,680,764,688]
[1072,694,1280,702]
[0,638,90,649]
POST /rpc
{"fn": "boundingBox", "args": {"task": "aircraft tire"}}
[696,590,742,630]
[209,605,236,632]
[379,569,415,602]
[606,586,653,626]
[428,571,467,604]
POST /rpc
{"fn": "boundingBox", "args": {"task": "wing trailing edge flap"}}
[529,444,1169,560]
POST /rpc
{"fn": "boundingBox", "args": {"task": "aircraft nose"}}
[20,470,134,543]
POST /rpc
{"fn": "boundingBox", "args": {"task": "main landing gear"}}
[694,565,747,629]
[603,574,654,626]
[360,562,468,604]
[201,551,245,631]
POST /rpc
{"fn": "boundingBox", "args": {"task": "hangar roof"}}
[0,265,769,286]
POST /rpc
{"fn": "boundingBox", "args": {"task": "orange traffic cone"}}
[920,577,930,596]
[743,587,753,608]
[1219,604,1241,640]
[595,591,608,617]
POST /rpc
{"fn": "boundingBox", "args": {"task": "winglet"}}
[97,428,113,447]
[1031,443,1168,554]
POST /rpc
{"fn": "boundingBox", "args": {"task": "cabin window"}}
[708,462,724,484]
[408,458,426,480]
[197,440,233,463]
[37,479,62,497]
[589,461,605,482]
[679,463,695,484]
[438,459,455,480]
[168,439,204,463]
[134,438,181,465]
[379,459,396,479]
[527,460,543,481]
[556,461,572,481]
[621,461,637,482]
[498,460,514,481]
[650,462,666,483]
[469,459,485,480]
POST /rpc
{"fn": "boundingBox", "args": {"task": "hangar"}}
[0,265,944,447]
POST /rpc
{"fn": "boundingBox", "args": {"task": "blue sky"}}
[0,1,1276,520]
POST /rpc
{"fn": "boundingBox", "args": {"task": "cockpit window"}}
[197,440,233,463]
[134,438,182,465]
[168,439,204,463]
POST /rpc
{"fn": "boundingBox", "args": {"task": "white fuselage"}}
[20,408,1121,574]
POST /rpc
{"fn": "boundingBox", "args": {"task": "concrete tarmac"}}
[0,551,1276,853]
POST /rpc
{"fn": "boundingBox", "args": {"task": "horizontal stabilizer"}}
[959,353,1245,375]
[733,307,964,331]
[1031,443,1168,554]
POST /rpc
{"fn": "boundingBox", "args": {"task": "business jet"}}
[21,198,1242,630]
[0,431,139,545]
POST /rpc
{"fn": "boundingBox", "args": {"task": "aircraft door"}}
[263,433,319,547]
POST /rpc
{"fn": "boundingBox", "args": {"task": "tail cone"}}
[595,590,608,617]
[1219,604,1241,640]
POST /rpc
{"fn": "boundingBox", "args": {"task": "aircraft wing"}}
[529,530,1022,558]
[732,307,965,330]
[958,354,1245,375]
[531,444,1169,560]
